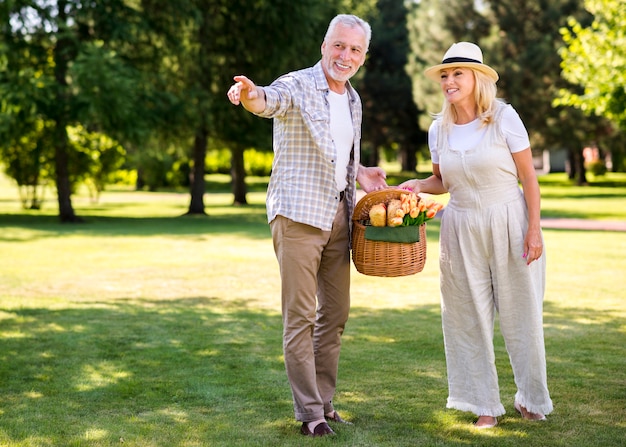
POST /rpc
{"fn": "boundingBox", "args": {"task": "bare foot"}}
[474,415,498,428]
[514,401,546,421]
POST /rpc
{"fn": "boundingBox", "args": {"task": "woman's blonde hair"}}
[436,68,501,131]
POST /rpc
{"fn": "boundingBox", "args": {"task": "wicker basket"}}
[352,189,427,277]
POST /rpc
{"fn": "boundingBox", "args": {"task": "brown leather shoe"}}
[325,411,353,425]
[300,421,336,437]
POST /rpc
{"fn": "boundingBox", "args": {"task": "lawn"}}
[0,172,625,446]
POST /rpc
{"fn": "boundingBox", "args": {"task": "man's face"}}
[321,23,367,88]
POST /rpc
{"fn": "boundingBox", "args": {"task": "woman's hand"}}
[398,179,421,193]
[398,166,447,196]
[523,226,543,265]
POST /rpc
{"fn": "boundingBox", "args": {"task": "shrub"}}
[586,160,607,176]
[206,149,231,174]
[206,148,273,176]
[244,149,273,176]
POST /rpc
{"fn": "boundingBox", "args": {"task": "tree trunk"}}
[53,127,80,222]
[53,0,80,223]
[366,137,380,167]
[575,147,588,186]
[135,166,145,190]
[187,128,208,214]
[399,143,417,172]
[231,144,247,205]
[368,145,380,167]
[566,148,576,179]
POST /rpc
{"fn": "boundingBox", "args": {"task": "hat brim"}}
[424,62,499,82]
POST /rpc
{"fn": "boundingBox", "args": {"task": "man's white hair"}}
[324,14,371,51]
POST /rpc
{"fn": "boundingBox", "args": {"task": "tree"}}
[67,126,126,202]
[556,0,625,172]
[484,0,593,148]
[360,0,426,172]
[0,0,174,221]
[406,0,491,147]
[406,0,604,183]
[149,0,336,212]
[557,0,626,130]
[0,118,54,209]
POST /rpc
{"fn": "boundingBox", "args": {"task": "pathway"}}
[540,218,626,232]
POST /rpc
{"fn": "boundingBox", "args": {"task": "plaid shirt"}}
[257,62,362,231]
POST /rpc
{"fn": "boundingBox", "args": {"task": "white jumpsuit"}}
[436,104,553,417]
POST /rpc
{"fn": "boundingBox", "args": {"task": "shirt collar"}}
[312,61,356,102]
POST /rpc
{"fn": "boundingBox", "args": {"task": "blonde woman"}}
[401,42,553,428]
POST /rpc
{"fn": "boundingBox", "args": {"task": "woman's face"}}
[438,67,476,106]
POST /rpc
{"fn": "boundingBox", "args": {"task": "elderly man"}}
[227,14,386,437]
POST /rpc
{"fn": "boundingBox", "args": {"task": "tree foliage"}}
[556,0,626,131]
[407,0,493,124]
[0,0,177,221]
[195,0,334,208]
[139,0,341,210]
[485,0,597,152]
[0,118,54,209]
[67,125,126,202]
[405,0,618,181]
[3,0,624,220]
[360,0,425,172]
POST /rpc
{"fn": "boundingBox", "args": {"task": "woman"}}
[401,42,553,428]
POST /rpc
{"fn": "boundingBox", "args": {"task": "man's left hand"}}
[357,165,387,193]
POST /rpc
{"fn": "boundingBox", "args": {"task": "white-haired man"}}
[228,14,387,438]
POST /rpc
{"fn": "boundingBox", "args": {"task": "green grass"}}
[538,172,626,220]
[0,173,625,446]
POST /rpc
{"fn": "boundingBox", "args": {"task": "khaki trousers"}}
[270,200,350,422]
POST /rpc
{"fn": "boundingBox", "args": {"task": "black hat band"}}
[441,57,482,64]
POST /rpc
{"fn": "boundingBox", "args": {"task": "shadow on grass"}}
[0,209,271,241]
[0,297,624,446]
[0,212,441,244]
[0,297,286,446]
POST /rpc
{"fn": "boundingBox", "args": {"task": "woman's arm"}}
[512,147,543,265]
[399,164,447,195]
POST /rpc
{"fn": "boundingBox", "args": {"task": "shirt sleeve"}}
[428,120,439,164]
[256,75,297,119]
[501,105,531,153]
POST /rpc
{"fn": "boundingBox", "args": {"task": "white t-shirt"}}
[328,90,353,192]
[428,105,530,164]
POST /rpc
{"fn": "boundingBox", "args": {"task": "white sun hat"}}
[424,42,499,82]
